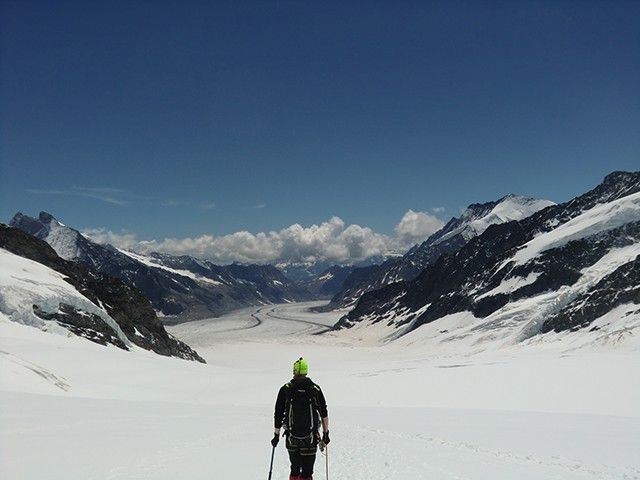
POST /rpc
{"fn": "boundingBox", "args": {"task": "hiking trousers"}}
[286,434,318,478]
[288,450,315,478]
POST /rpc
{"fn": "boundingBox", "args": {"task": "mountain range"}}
[10,212,314,321]
[2,170,637,357]
[319,194,555,311]
[335,171,640,349]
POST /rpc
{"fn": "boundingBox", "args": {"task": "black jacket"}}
[274,376,328,429]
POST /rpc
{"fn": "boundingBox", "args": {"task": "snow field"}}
[1,302,640,479]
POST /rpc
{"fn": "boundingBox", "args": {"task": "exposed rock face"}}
[542,253,640,333]
[0,224,205,362]
[337,172,640,341]
[32,303,128,350]
[324,195,554,310]
[10,213,313,320]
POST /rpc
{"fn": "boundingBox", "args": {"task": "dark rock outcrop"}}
[33,303,128,350]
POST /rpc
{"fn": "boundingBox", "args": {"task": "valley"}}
[2,301,639,480]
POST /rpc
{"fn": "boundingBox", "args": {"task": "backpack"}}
[285,381,320,439]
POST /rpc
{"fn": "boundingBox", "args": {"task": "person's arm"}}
[321,416,329,433]
[315,384,331,444]
[314,384,329,433]
[273,384,288,436]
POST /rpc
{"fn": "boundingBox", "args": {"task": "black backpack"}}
[285,381,320,439]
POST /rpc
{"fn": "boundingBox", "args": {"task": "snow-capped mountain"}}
[322,194,555,310]
[300,265,357,298]
[277,255,400,299]
[336,171,640,349]
[0,224,204,362]
[9,212,314,320]
[276,260,338,283]
[277,255,395,284]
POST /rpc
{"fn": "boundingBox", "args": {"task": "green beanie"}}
[293,357,308,376]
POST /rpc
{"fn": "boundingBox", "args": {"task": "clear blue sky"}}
[1,0,638,240]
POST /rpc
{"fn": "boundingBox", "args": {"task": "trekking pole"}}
[267,445,275,480]
[325,444,329,480]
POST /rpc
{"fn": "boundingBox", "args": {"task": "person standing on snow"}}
[271,357,330,480]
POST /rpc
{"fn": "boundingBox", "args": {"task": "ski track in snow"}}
[0,349,71,392]
[2,301,640,480]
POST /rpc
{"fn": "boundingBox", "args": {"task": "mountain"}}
[10,212,313,321]
[277,255,395,283]
[320,195,555,311]
[124,250,312,307]
[277,255,400,299]
[336,171,640,349]
[0,224,204,362]
[276,260,337,284]
[300,265,357,298]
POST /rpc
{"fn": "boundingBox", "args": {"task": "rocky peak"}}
[10,211,45,236]
[38,211,57,224]
[11,211,85,261]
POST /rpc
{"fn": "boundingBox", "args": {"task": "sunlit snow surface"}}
[0,248,128,343]
[502,190,640,269]
[1,301,640,480]
[435,195,555,245]
[117,248,224,285]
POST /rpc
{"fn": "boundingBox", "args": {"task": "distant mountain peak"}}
[431,195,555,247]
[603,170,640,184]
[38,211,57,223]
[10,211,84,261]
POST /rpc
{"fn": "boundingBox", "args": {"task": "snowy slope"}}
[338,171,640,346]
[431,194,555,246]
[1,302,639,480]
[505,190,640,267]
[117,249,224,285]
[0,247,128,345]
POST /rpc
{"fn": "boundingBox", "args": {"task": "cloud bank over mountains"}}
[83,210,445,265]
[394,209,446,246]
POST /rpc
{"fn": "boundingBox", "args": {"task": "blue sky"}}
[1,1,638,262]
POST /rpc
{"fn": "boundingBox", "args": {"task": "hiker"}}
[271,357,330,480]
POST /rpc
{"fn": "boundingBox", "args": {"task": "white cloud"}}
[394,210,445,247]
[432,207,446,214]
[83,210,447,265]
[82,228,141,250]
